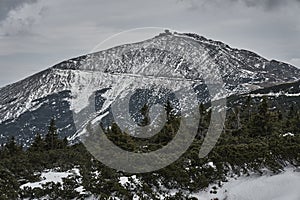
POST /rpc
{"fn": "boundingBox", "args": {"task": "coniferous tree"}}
[164,100,174,122]
[5,136,22,155]
[198,103,208,138]
[139,103,150,126]
[45,118,59,150]
[248,97,271,137]
[258,96,268,117]
[245,95,252,122]
[29,133,45,151]
[284,105,300,134]
[227,107,242,131]
[62,136,68,148]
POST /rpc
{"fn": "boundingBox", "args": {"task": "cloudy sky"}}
[1,0,300,87]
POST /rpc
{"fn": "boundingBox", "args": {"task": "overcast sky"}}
[1,0,300,87]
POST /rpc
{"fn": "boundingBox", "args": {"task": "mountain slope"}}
[0,31,299,145]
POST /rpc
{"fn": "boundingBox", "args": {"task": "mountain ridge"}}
[0,31,299,145]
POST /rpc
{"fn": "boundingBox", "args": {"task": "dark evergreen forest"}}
[0,96,299,199]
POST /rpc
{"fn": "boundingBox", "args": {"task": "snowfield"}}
[192,168,300,200]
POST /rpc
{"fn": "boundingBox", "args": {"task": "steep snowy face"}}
[53,33,217,83]
[0,32,299,145]
[54,32,300,95]
[183,33,300,85]
[0,69,69,124]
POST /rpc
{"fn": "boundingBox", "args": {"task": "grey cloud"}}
[242,0,287,10]
[0,0,37,21]
[0,0,300,86]
[0,0,45,37]
[193,0,300,11]
[234,0,300,10]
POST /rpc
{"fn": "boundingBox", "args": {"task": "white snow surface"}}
[119,175,141,189]
[282,132,295,137]
[191,168,300,200]
[20,168,80,189]
[251,92,300,97]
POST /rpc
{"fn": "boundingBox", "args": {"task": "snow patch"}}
[20,168,80,189]
[191,168,300,200]
[282,132,295,137]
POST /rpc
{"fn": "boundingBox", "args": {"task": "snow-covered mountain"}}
[0,31,299,145]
